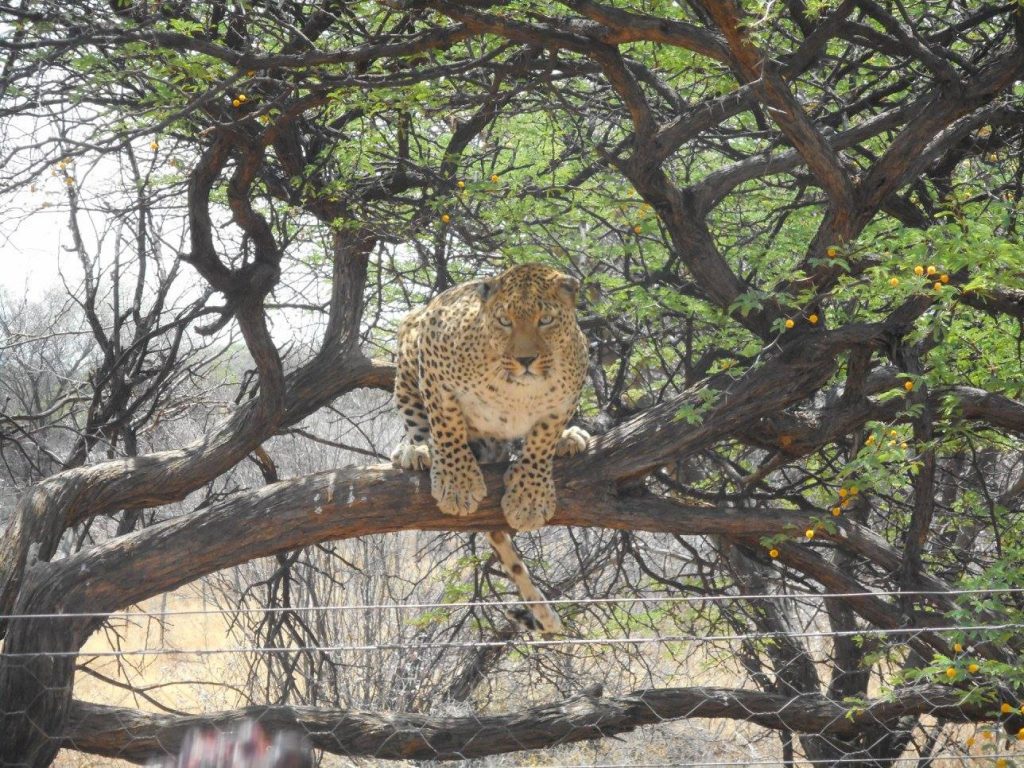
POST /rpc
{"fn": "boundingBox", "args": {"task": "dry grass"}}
[56,585,242,767]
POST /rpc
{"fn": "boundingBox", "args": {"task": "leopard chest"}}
[454,373,573,441]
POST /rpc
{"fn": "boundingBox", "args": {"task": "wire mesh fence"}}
[4,589,1024,767]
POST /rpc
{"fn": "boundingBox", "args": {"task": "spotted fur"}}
[391,263,590,633]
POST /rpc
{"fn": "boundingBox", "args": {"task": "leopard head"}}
[477,263,580,380]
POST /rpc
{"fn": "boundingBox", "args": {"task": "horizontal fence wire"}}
[4,622,1019,659]
[0,587,1018,622]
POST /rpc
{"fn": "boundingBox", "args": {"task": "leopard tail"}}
[485,531,563,634]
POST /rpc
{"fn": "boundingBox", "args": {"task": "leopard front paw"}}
[392,442,432,471]
[555,425,590,457]
[501,463,556,531]
[431,452,487,516]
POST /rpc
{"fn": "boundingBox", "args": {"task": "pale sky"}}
[1,176,84,300]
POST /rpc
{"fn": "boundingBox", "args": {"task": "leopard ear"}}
[476,276,499,301]
[556,275,580,301]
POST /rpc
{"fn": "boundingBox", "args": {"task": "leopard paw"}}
[392,442,432,471]
[501,463,556,531]
[431,454,487,516]
[555,425,590,457]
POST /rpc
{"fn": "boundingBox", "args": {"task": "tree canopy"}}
[2,1,1024,766]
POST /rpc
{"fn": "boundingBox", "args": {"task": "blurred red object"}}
[146,720,312,768]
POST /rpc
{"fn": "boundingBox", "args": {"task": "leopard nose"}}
[517,356,537,369]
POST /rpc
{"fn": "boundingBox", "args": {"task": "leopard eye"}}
[538,315,554,327]
[497,316,512,328]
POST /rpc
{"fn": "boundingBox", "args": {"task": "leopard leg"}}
[391,350,432,471]
[419,367,487,516]
[501,411,569,531]
[486,530,563,634]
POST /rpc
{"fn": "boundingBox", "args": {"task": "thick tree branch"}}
[960,286,1024,322]
[559,0,729,61]
[63,683,992,763]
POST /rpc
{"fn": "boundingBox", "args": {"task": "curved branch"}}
[0,354,392,634]
[560,0,729,61]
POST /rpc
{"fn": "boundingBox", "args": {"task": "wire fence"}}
[7,622,1020,659]
[2,586,1020,621]
[4,589,1023,767]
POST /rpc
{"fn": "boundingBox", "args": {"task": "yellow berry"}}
[785,319,795,329]
[440,213,451,224]
[150,141,159,151]
[889,277,899,286]
[633,225,642,235]
[933,281,942,291]
[490,174,499,183]
[237,93,247,103]
[953,642,963,653]
[904,381,914,392]
[996,759,1007,768]
[805,528,815,540]
[232,99,241,108]
[65,177,74,185]
[832,507,841,517]
[927,265,937,275]
[808,313,819,324]
[914,265,924,275]
[769,548,779,558]
[966,736,975,747]
[865,435,875,444]
[900,441,908,449]
[968,663,979,673]
[826,246,838,257]
[945,667,956,679]
[838,488,848,498]
[940,273,949,283]
[1001,703,1013,714]
[849,486,858,496]
[457,180,465,189]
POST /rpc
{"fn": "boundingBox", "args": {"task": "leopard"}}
[391,262,590,634]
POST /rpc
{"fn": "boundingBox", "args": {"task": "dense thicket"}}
[2,1,1024,766]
